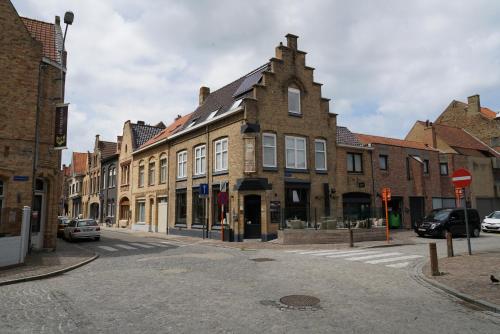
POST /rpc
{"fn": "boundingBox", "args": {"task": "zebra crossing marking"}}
[115,244,138,250]
[299,250,343,255]
[97,245,118,252]
[128,243,154,249]
[386,262,410,268]
[325,251,379,258]
[147,242,172,248]
[346,252,402,261]
[365,254,423,264]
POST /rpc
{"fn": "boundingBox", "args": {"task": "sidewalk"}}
[422,250,500,312]
[0,239,98,286]
[103,226,418,250]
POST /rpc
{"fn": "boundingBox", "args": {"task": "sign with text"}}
[54,103,69,150]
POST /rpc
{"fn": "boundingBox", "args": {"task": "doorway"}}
[244,195,261,239]
[409,197,425,229]
[158,198,168,234]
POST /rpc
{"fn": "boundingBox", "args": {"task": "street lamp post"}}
[60,11,74,102]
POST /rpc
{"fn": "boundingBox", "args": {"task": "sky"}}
[11,0,500,165]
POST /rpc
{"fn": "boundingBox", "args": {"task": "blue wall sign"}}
[13,176,29,181]
[200,183,209,197]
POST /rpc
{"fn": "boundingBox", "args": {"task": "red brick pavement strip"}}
[0,240,98,286]
[421,251,500,313]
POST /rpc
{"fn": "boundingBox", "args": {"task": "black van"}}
[415,208,481,238]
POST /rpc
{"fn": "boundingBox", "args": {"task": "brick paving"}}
[0,240,96,284]
[424,250,500,307]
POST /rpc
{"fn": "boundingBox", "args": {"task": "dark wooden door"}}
[244,195,261,239]
[409,197,425,229]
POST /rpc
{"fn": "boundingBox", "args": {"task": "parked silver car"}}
[64,219,101,241]
[482,211,500,232]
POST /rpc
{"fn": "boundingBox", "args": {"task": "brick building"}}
[435,95,500,150]
[100,146,118,226]
[66,152,88,218]
[0,0,69,249]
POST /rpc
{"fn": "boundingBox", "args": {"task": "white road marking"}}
[326,251,379,258]
[115,244,138,250]
[285,250,305,253]
[386,262,410,268]
[346,252,402,261]
[365,255,423,264]
[128,243,154,249]
[147,242,172,247]
[97,245,118,252]
[299,250,342,255]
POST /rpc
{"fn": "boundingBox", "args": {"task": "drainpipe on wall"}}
[369,149,377,218]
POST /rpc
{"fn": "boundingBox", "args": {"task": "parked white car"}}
[482,211,500,233]
[64,219,101,241]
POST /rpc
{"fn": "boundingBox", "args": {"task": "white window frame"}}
[314,139,327,171]
[194,145,206,175]
[159,155,167,184]
[285,136,307,169]
[177,151,187,178]
[288,87,301,114]
[214,138,228,172]
[262,133,277,168]
[148,160,156,186]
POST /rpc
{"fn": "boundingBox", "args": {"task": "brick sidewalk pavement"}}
[0,239,96,285]
[423,250,500,308]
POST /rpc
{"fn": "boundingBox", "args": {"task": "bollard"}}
[446,231,454,258]
[349,229,354,248]
[429,242,439,276]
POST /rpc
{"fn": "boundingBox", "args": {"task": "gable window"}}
[423,160,430,174]
[379,155,388,170]
[177,151,187,178]
[288,87,301,115]
[214,138,228,172]
[347,153,363,173]
[148,159,156,186]
[138,161,145,187]
[194,145,206,175]
[315,139,327,171]
[262,133,277,168]
[286,136,307,169]
[440,162,449,176]
[159,154,167,184]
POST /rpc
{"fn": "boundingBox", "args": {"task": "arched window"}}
[148,158,156,186]
[159,154,167,184]
[288,87,301,115]
[138,160,145,187]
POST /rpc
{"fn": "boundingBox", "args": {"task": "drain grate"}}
[250,258,275,262]
[280,295,320,307]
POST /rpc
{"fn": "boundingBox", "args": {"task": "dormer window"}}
[228,99,243,111]
[186,118,198,129]
[288,87,301,115]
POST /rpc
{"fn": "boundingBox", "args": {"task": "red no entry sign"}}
[451,168,472,188]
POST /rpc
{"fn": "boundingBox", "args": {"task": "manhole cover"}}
[280,295,320,307]
[250,258,275,262]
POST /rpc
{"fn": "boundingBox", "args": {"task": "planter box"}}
[277,227,386,245]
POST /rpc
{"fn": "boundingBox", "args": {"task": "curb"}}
[413,259,500,314]
[0,253,99,287]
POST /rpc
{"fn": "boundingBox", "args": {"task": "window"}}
[112,168,116,187]
[102,168,107,189]
[228,99,242,111]
[423,160,430,174]
[177,151,187,178]
[121,164,130,185]
[194,145,206,175]
[111,200,115,217]
[159,154,167,184]
[315,139,327,171]
[288,87,301,114]
[262,133,277,167]
[347,153,363,173]
[192,188,206,226]
[212,187,229,225]
[379,155,388,170]
[207,109,219,120]
[108,168,113,188]
[0,180,4,224]
[136,201,146,223]
[214,138,228,172]
[285,136,307,169]
[440,163,448,176]
[175,189,187,225]
[138,161,145,187]
[148,160,155,186]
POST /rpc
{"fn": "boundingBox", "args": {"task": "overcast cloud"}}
[11,0,500,164]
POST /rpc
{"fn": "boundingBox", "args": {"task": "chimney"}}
[467,94,480,114]
[199,86,210,105]
[137,120,145,125]
[285,33,298,50]
[55,15,60,26]
[175,114,182,120]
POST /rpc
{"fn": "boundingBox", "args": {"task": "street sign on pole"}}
[451,168,472,255]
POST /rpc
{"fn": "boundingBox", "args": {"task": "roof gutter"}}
[133,105,244,155]
[336,143,373,150]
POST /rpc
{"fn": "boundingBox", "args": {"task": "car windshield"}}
[488,212,500,219]
[77,220,97,227]
[425,209,451,221]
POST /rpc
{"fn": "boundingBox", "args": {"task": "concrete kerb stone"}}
[0,247,99,287]
[410,257,500,314]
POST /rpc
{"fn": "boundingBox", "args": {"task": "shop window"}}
[285,185,309,223]
[212,187,229,226]
[192,188,206,226]
[175,189,187,225]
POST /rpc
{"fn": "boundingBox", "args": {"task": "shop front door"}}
[244,195,261,239]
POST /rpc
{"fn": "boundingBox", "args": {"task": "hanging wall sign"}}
[54,103,69,150]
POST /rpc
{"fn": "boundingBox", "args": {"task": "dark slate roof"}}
[336,126,366,147]
[131,123,166,150]
[99,141,117,160]
[180,63,270,131]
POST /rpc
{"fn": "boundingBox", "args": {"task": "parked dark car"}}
[415,208,481,238]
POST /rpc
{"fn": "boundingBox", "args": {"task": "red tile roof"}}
[72,152,88,175]
[139,113,193,149]
[21,17,60,63]
[356,133,437,151]
[432,124,493,152]
[480,107,497,120]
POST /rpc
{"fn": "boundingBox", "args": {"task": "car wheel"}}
[417,232,425,237]
[472,227,480,238]
[94,236,100,241]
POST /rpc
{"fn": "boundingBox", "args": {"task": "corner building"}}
[161,35,336,241]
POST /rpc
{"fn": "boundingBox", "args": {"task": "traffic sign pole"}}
[451,169,472,256]
[462,187,472,255]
